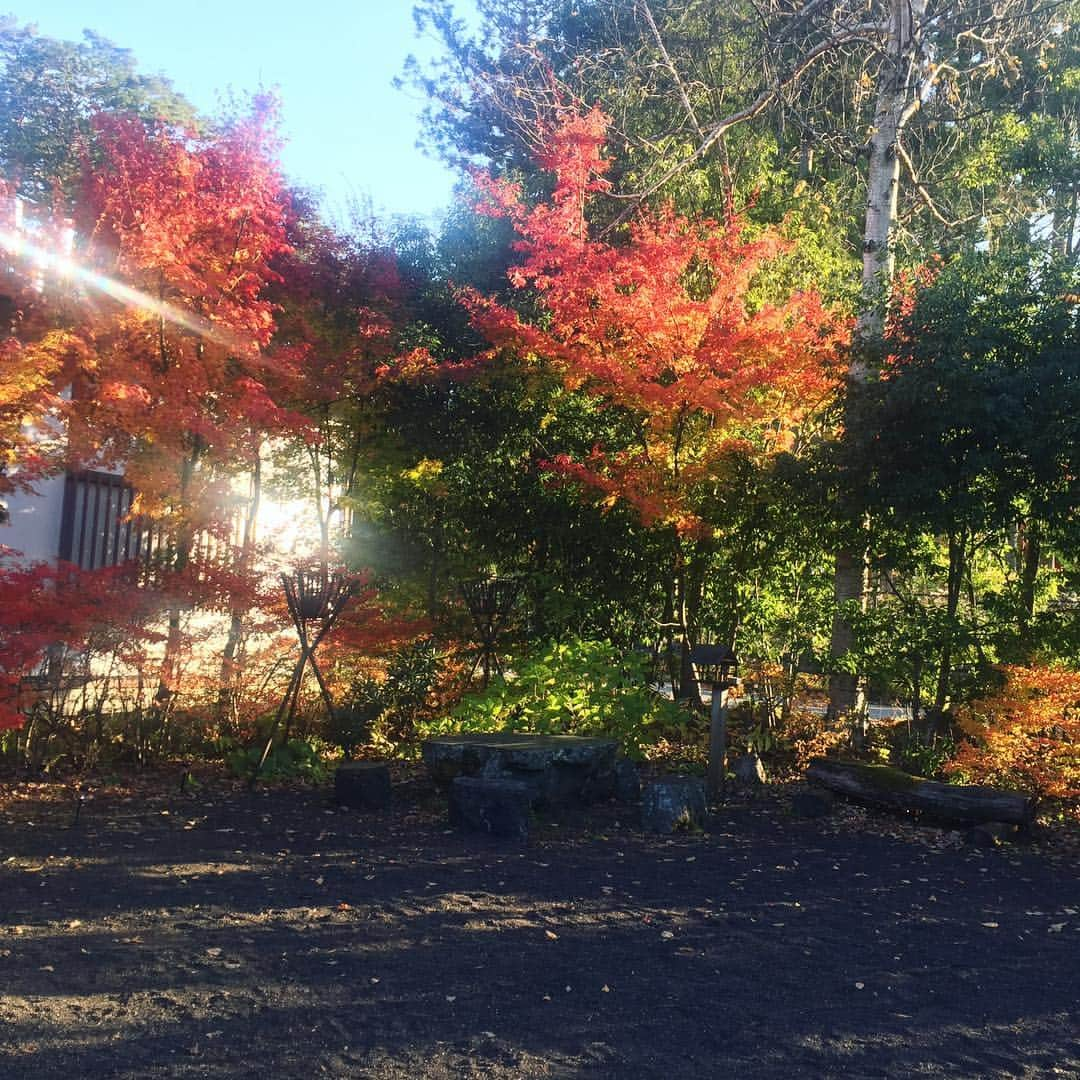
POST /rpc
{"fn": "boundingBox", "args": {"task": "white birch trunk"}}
[828,0,927,719]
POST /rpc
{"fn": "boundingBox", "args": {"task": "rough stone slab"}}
[425,733,617,773]
[335,762,392,811]
[640,777,707,834]
[449,776,531,840]
[422,733,619,809]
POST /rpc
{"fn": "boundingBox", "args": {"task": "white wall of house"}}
[1,473,66,563]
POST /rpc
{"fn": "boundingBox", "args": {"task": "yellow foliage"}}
[401,458,446,494]
[947,665,1080,804]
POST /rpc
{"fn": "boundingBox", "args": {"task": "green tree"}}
[844,251,1080,724]
[0,20,196,201]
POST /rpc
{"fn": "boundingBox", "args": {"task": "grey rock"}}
[792,788,834,818]
[449,776,531,840]
[335,762,392,810]
[734,753,767,785]
[640,777,706,834]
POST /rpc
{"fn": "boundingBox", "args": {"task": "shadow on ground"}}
[1,773,1078,1078]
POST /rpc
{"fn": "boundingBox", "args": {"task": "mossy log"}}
[805,758,1036,826]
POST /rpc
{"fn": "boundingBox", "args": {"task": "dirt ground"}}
[1,765,1078,1079]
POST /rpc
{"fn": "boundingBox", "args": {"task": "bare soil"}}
[1,766,1078,1079]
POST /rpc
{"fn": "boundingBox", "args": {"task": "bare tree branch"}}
[607,24,884,214]
[636,0,703,137]
[895,137,979,228]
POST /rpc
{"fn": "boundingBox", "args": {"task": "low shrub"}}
[420,638,689,759]
[225,737,330,783]
[771,707,849,774]
[327,639,450,757]
[887,729,955,779]
[946,664,1080,808]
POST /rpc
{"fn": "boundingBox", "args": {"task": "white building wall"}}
[1,473,66,563]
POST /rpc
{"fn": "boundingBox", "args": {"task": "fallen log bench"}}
[805,758,1036,827]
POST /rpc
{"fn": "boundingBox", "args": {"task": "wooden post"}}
[706,682,729,803]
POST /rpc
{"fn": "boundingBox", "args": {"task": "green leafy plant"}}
[328,640,447,756]
[745,723,777,756]
[327,678,384,758]
[225,737,329,783]
[888,730,956,779]
[422,638,688,758]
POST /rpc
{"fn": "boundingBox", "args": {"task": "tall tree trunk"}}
[674,551,698,705]
[216,454,262,727]
[659,572,679,696]
[675,537,714,707]
[155,442,203,737]
[828,0,927,719]
[1052,120,1078,259]
[929,525,968,735]
[827,545,872,719]
[1017,516,1041,659]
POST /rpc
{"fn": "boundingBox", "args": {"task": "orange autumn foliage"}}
[64,99,309,515]
[947,665,1080,804]
[464,104,846,536]
[0,184,79,493]
[0,560,163,729]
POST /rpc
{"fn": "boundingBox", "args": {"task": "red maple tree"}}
[0,100,313,708]
[458,104,845,663]
[0,560,159,730]
[466,104,844,539]
[64,98,307,507]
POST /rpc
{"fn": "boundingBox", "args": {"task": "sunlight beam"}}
[0,228,249,354]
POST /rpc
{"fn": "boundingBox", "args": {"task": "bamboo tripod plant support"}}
[252,567,356,784]
[460,576,521,688]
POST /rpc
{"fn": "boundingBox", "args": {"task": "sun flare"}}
[0,225,247,353]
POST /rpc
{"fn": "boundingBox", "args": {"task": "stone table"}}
[421,733,619,809]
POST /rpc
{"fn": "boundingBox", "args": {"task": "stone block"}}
[640,777,706,834]
[449,776,531,840]
[791,788,834,818]
[614,758,641,803]
[335,762,392,811]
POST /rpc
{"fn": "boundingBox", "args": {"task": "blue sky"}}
[8,1,478,224]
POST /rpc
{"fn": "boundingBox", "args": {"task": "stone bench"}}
[423,733,619,810]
